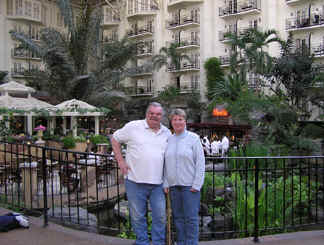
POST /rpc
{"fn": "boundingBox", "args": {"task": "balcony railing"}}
[167,62,200,72]
[168,0,204,8]
[312,43,324,57]
[11,48,41,60]
[125,86,153,96]
[127,4,158,17]
[219,27,261,42]
[286,14,324,30]
[102,35,118,43]
[128,65,153,77]
[168,38,200,49]
[219,0,261,17]
[1,142,323,241]
[219,55,231,66]
[102,14,120,26]
[7,4,42,23]
[178,81,200,93]
[127,27,154,38]
[166,16,200,29]
[11,68,39,77]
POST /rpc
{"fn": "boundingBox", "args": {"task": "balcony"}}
[168,38,200,50]
[178,81,200,94]
[101,15,120,27]
[168,0,204,9]
[219,55,231,67]
[285,0,305,5]
[11,48,41,60]
[127,27,154,39]
[312,43,324,58]
[167,62,200,73]
[7,1,42,23]
[286,14,324,31]
[128,65,153,77]
[166,16,200,30]
[219,0,261,18]
[124,86,153,97]
[127,5,158,19]
[101,35,118,43]
[136,43,154,57]
[219,27,262,42]
[11,68,38,78]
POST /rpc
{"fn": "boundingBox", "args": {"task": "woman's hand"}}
[190,188,198,192]
[164,188,169,194]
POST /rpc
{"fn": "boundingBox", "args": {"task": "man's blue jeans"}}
[125,179,166,245]
[170,186,200,245]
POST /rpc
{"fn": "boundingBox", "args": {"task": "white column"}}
[71,116,77,137]
[63,117,67,135]
[51,117,56,135]
[95,116,99,135]
[27,114,33,136]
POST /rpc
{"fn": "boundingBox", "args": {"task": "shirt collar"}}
[174,129,187,138]
[144,119,164,133]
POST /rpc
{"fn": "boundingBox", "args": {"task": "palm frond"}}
[56,0,75,38]
[9,31,43,56]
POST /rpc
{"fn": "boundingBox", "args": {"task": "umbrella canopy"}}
[0,81,35,95]
[0,94,55,111]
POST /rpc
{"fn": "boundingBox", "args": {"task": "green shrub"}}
[62,136,76,149]
[90,134,109,145]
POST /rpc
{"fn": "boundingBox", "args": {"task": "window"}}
[25,1,32,17]
[33,2,40,20]
[57,12,63,26]
[15,0,23,16]
[7,0,13,15]
[42,5,47,26]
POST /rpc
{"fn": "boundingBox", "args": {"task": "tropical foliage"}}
[204,28,323,153]
[152,42,191,71]
[10,0,137,106]
[204,57,224,100]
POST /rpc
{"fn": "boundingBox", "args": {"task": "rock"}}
[47,207,97,226]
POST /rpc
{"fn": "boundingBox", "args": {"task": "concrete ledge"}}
[1,207,323,245]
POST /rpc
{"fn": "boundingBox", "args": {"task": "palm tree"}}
[9,0,136,105]
[152,43,191,71]
[227,28,281,76]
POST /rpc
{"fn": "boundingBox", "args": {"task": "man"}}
[111,102,171,245]
[221,134,230,157]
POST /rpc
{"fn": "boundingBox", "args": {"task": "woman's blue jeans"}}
[170,186,200,245]
[125,179,166,245]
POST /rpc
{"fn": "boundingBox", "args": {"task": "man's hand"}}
[118,159,130,175]
[190,188,198,192]
[164,188,169,194]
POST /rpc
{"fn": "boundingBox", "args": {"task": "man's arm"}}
[111,136,129,175]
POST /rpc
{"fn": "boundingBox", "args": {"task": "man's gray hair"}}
[146,102,165,115]
[169,108,187,121]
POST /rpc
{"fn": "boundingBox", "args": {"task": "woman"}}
[164,108,205,245]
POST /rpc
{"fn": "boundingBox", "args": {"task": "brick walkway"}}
[0,208,323,245]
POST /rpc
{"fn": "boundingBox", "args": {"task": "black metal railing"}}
[1,141,323,241]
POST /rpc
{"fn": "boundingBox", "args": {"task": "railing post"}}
[42,146,48,227]
[254,158,260,242]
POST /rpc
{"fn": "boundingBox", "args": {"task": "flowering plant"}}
[34,125,46,131]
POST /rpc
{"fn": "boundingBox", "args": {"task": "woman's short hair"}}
[169,108,187,121]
